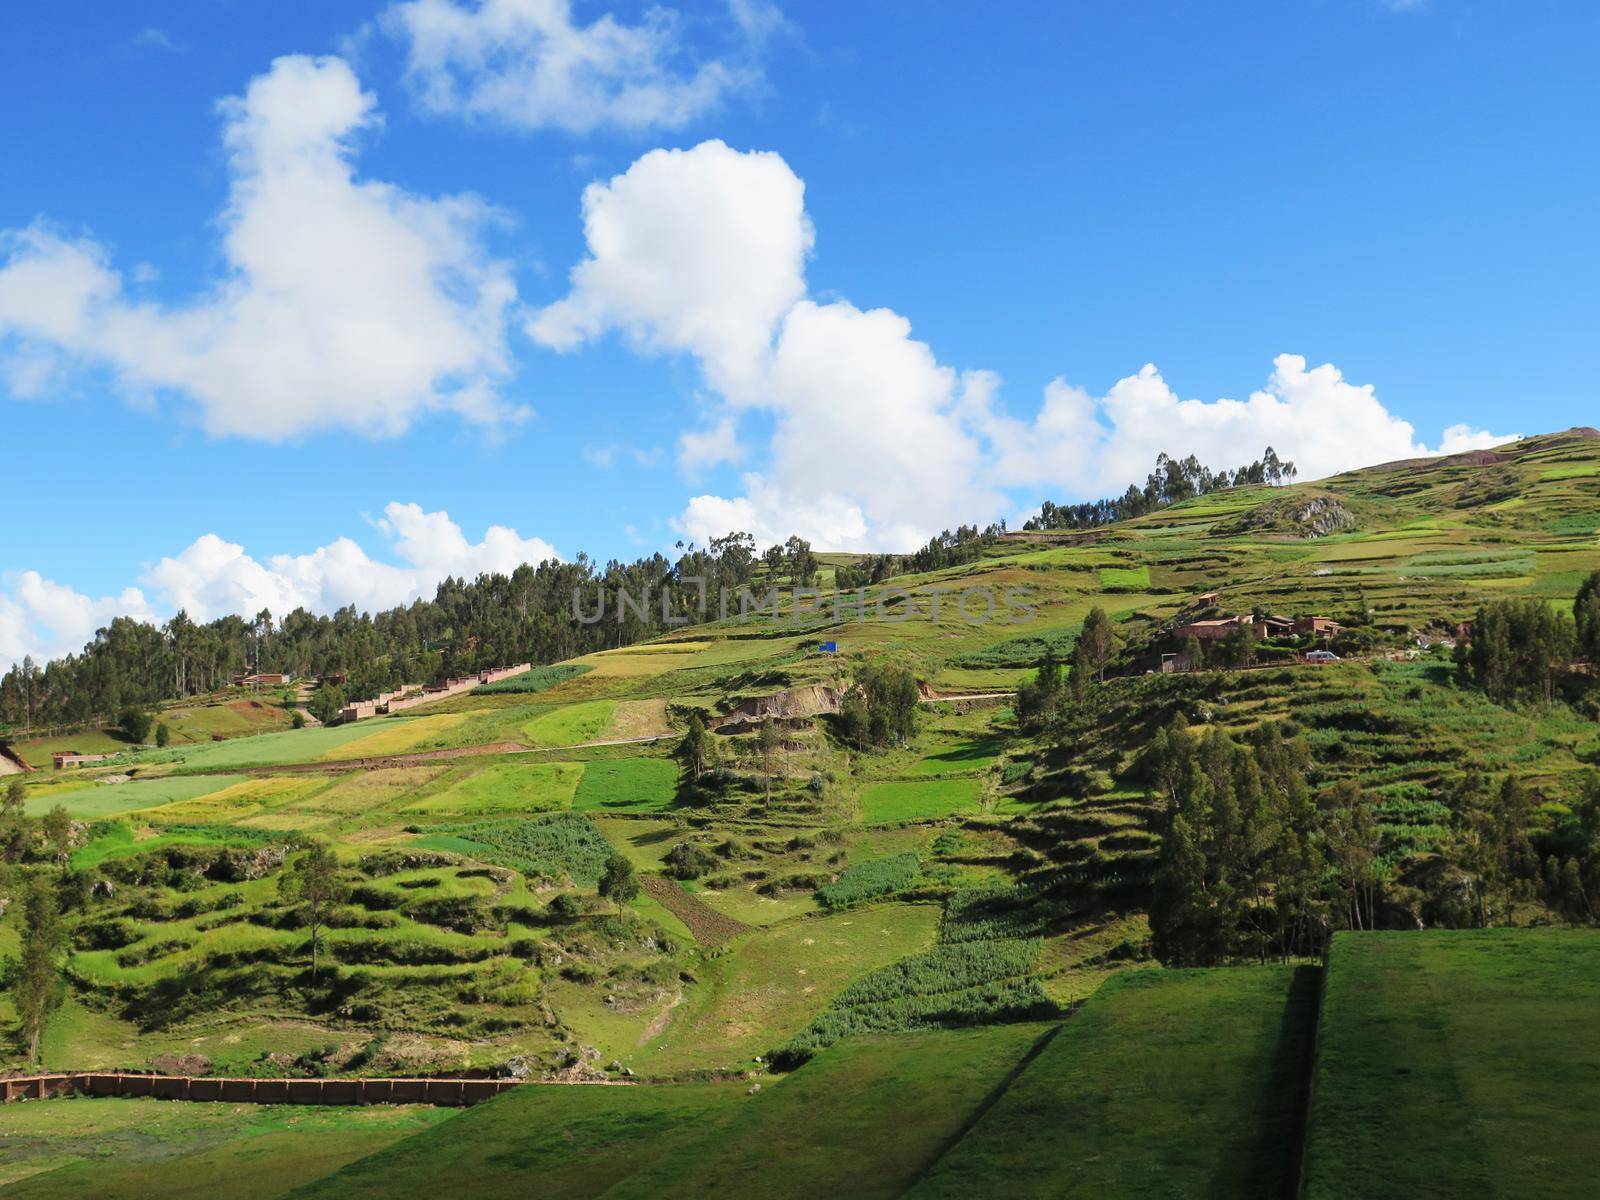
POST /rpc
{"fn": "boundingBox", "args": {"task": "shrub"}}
[665,842,719,880]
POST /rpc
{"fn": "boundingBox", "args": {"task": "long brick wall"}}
[339,663,533,723]
[1,1072,522,1107]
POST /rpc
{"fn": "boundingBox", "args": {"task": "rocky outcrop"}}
[720,684,844,724]
[1213,494,1357,539]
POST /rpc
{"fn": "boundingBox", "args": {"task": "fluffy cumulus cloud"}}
[382,0,779,134]
[0,55,521,440]
[530,139,811,397]
[534,140,1515,550]
[0,575,157,673]
[970,355,1519,499]
[0,504,557,673]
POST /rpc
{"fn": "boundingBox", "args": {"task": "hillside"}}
[3,429,1600,1195]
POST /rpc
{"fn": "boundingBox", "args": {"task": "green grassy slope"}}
[0,1099,449,1199]
[287,1083,752,1200]
[1303,929,1600,1200]
[907,966,1319,1199]
[610,1023,1053,1200]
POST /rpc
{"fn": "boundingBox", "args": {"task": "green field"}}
[291,1083,749,1200]
[113,721,387,771]
[572,756,680,811]
[521,699,617,748]
[637,903,943,1072]
[910,966,1318,1198]
[613,1024,1052,1199]
[23,773,246,818]
[1304,930,1600,1200]
[401,761,584,815]
[0,1098,450,1198]
[859,777,985,823]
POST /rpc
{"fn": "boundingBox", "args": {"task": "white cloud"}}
[535,140,1517,550]
[530,139,810,397]
[0,54,522,441]
[582,443,664,469]
[0,504,558,672]
[1435,422,1518,456]
[981,355,1520,498]
[133,27,187,54]
[677,415,743,474]
[382,0,778,134]
[0,574,157,673]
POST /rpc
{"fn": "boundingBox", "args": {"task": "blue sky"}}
[2,0,1596,668]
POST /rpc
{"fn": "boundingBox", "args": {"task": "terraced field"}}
[5,432,1600,1193]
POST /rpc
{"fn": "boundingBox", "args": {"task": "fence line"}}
[0,1072,528,1107]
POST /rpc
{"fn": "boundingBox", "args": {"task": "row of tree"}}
[1024,448,1297,532]
[0,534,828,732]
[833,524,1008,590]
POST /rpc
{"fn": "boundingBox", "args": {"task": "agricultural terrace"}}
[3,433,1600,1195]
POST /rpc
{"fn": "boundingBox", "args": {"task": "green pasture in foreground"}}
[858,777,985,823]
[1303,929,1600,1200]
[909,965,1318,1199]
[612,1023,1053,1200]
[293,1023,1048,1200]
[290,1082,750,1200]
[0,1098,449,1199]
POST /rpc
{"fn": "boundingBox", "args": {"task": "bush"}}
[118,708,153,744]
[665,842,719,880]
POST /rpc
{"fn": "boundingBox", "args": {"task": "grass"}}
[24,774,247,819]
[521,699,617,748]
[328,712,470,759]
[1099,564,1151,590]
[908,965,1318,1199]
[401,762,583,815]
[118,721,383,771]
[1303,929,1600,1200]
[288,1083,750,1200]
[905,735,1004,776]
[859,777,984,824]
[238,767,446,829]
[472,662,593,695]
[0,1098,450,1198]
[143,775,328,824]
[635,903,942,1072]
[571,756,680,811]
[611,1023,1054,1200]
